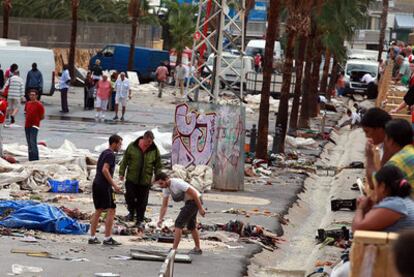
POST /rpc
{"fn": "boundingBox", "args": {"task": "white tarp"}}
[94,128,172,156]
[171,164,213,193]
[285,136,318,149]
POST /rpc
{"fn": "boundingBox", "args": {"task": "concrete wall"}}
[172,102,245,191]
[0,16,161,49]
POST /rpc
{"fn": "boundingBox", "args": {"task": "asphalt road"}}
[0,86,328,276]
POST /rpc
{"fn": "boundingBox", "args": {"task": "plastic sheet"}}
[0,200,89,234]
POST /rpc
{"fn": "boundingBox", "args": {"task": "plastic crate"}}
[48,179,79,193]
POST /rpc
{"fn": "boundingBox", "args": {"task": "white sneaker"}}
[101,114,105,120]
[95,113,99,118]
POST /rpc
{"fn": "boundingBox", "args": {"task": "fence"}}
[0,16,161,49]
[246,71,296,97]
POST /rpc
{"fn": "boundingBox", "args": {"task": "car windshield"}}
[246,47,264,56]
[346,63,377,77]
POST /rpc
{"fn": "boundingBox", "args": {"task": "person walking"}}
[84,71,95,110]
[3,63,18,99]
[254,53,262,73]
[0,93,7,158]
[59,64,71,113]
[113,72,131,121]
[24,89,45,161]
[175,62,186,97]
[155,172,205,254]
[6,70,24,124]
[95,75,112,120]
[89,134,123,246]
[155,63,169,98]
[25,63,43,101]
[119,130,162,227]
[91,59,103,84]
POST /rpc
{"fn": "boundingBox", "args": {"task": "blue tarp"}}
[0,200,89,235]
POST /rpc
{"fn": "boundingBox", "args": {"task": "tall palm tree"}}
[378,0,388,62]
[127,0,140,71]
[2,0,11,38]
[68,0,79,82]
[275,1,305,153]
[319,48,331,96]
[256,0,280,159]
[167,1,197,64]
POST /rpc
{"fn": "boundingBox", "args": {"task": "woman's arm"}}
[352,208,402,231]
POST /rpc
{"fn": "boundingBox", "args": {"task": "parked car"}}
[0,39,55,95]
[344,59,379,95]
[89,44,169,81]
[246,39,283,61]
[204,52,254,88]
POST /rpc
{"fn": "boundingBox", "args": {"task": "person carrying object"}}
[154,171,206,255]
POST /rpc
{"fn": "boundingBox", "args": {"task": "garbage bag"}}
[0,200,89,234]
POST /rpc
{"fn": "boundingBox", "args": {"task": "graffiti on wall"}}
[172,103,217,167]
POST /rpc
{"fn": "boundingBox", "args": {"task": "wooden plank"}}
[390,113,411,121]
[353,230,388,244]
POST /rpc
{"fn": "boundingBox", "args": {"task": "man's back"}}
[8,75,24,99]
[387,144,414,196]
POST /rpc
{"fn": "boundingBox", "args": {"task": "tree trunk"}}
[128,15,138,71]
[2,0,11,38]
[327,56,338,101]
[68,0,78,83]
[309,37,323,118]
[276,25,296,154]
[378,0,388,62]
[289,35,307,131]
[319,48,331,95]
[256,0,280,159]
[298,28,315,128]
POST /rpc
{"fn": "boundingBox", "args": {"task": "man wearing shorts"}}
[6,70,24,124]
[155,172,205,254]
[95,75,112,120]
[113,72,131,121]
[89,134,123,246]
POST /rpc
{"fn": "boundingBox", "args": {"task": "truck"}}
[0,39,55,96]
[89,44,169,81]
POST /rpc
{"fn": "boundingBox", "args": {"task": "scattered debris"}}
[11,264,43,275]
[331,199,357,211]
[171,164,213,193]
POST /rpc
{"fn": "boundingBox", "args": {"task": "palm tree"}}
[167,1,197,64]
[289,35,307,131]
[319,48,331,96]
[2,0,11,38]
[127,0,140,71]
[256,0,280,159]
[378,0,388,62]
[68,0,79,82]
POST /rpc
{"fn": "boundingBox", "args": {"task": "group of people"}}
[332,107,414,276]
[82,60,132,121]
[89,131,205,254]
[0,62,45,161]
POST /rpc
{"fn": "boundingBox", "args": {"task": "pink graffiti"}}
[172,104,216,167]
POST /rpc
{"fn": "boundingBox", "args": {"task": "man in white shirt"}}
[59,64,71,113]
[113,72,131,121]
[155,172,205,255]
[360,73,374,85]
[337,109,361,129]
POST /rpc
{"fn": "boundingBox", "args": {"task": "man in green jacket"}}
[119,130,162,227]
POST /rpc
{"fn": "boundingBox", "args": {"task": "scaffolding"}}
[185,0,246,103]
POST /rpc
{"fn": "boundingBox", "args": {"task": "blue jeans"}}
[25,127,39,161]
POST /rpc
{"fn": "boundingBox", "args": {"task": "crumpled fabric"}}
[171,164,213,193]
[0,200,89,234]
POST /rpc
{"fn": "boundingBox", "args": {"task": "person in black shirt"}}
[89,134,123,246]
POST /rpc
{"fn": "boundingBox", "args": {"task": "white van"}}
[344,59,379,94]
[246,39,283,61]
[0,41,55,95]
[204,52,254,87]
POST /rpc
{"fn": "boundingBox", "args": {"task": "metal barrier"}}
[245,71,296,97]
[158,249,177,277]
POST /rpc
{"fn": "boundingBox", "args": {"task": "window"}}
[101,46,115,57]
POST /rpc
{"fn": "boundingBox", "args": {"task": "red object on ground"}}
[2,154,16,163]
[38,141,47,147]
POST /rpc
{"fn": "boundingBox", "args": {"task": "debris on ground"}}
[0,200,89,234]
[171,164,213,193]
[11,264,43,275]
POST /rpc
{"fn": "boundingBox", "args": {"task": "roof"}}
[395,14,414,29]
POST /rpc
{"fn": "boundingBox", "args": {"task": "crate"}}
[48,179,79,193]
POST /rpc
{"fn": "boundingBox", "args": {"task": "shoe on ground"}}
[113,116,118,120]
[125,213,134,222]
[188,248,202,255]
[103,237,121,246]
[88,237,101,245]
[120,116,125,121]
[134,222,145,230]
